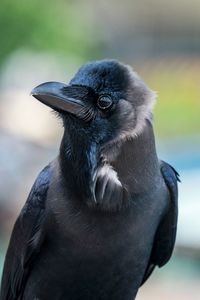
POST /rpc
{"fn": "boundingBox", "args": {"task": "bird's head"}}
[31,60,156,151]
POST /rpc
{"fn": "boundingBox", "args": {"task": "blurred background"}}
[0,0,200,299]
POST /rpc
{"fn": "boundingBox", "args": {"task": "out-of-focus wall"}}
[0,1,200,299]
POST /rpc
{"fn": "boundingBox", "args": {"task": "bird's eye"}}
[97,95,113,110]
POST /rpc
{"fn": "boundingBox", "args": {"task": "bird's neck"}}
[109,120,160,194]
[59,130,99,200]
[59,120,160,202]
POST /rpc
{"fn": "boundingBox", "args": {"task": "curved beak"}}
[31,82,94,122]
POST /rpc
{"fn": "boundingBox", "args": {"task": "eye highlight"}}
[97,95,113,110]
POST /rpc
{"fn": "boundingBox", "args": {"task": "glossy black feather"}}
[141,161,179,285]
[0,165,51,300]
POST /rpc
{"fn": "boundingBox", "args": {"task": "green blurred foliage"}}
[138,60,200,138]
[0,0,98,64]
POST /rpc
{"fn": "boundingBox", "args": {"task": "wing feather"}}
[141,161,179,285]
[0,165,51,300]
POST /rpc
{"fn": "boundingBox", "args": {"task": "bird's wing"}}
[0,165,51,300]
[141,160,180,285]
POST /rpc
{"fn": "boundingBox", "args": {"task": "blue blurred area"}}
[158,137,200,249]
[158,136,200,171]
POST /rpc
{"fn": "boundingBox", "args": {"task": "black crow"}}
[0,60,180,300]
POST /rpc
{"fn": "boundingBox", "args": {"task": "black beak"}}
[31,82,94,122]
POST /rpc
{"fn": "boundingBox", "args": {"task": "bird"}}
[0,59,180,300]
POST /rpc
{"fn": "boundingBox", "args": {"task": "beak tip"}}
[30,85,40,97]
[30,82,64,98]
[30,87,37,97]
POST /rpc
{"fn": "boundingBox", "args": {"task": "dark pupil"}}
[98,96,112,109]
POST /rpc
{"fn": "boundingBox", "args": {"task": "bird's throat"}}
[59,131,99,201]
